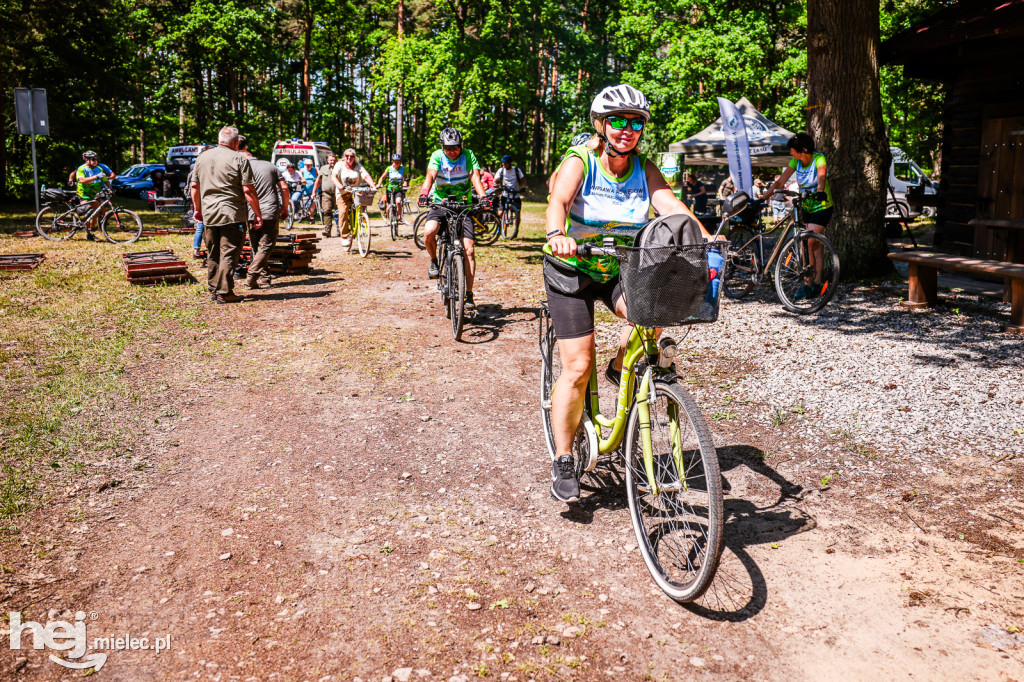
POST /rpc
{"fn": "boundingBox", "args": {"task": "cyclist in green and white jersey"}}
[75,150,116,239]
[417,127,488,310]
[544,84,715,503]
[764,132,833,299]
[376,153,409,223]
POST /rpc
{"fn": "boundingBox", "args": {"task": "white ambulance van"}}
[270,139,334,172]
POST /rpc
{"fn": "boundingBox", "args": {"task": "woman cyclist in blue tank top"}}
[544,84,717,504]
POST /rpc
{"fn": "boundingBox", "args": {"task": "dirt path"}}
[2,220,1022,681]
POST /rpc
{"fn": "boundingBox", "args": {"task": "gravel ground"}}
[596,278,1022,500]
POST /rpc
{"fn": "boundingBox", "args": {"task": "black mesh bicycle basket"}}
[617,243,726,327]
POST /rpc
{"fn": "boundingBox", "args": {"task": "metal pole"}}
[28,96,39,214]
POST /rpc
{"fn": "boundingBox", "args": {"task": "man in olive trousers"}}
[190,126,263,303]
[238,135,290,289]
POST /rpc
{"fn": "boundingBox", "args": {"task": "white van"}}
[270,139,334,172]
[889,146,938,217]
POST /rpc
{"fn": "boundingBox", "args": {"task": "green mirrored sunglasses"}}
[606,115,646,131]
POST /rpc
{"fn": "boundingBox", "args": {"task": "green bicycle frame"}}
[583,325,683,496]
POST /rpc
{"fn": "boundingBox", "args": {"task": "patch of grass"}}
[0,229,218,521]
[711,409,737,422]
[769,407,788,427]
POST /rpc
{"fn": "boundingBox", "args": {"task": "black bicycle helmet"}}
[82,150,98,160]
[391,153,402,162]
[439,127,463,147]
[501,154,512,163]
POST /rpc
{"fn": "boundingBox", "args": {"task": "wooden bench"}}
[888,251,1024,334]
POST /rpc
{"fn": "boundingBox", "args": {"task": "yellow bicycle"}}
[343,187,376,257]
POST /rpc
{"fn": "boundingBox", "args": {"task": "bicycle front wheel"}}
[502,208,519,240]
[448,250,466,341]
[388,204,398,241]
[625,378,723,603]
[773,231,840,315]
[357,210,371,257]
[285,211,295,231]
[101,208,143,244]
[36,204,78,241]
[412,212,428,250]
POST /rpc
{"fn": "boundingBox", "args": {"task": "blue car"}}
[112,163,168,200]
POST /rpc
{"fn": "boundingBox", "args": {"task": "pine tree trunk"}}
[807,0,891,278]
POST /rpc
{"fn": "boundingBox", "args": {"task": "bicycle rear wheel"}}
[722,228,756,299]
[774,231,840,314]
[625,378,723,603]
[412,212,428,250]
[357,210,371,257]
[36,204,78,241]
[101,208,143,244]
[448,250,466,341]
[404,198,418,217]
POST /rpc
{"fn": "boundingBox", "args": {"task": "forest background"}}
[0,0,944,198]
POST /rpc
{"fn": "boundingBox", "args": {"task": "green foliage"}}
[1,0,949,197]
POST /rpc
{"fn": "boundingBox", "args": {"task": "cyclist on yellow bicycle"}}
[418,127,489,311]
[544,84,714,503]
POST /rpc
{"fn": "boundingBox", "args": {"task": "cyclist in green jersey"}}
[75,150,116,240]
[545,84,715,503]
[764,132,833,299]
[376,153,409,223]
[417,127,489,311]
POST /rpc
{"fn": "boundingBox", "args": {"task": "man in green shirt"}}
[190,126,263,303]
[417,127,488,310]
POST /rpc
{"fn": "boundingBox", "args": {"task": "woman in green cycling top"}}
[544,84,715,503]
[764,132,833,300]
[376,153,409,223]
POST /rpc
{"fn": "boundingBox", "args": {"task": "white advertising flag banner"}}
[716,97,753,195]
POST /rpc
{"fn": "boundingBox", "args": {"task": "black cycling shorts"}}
[426,206,474,241]
[387,189,405,204]
[804,207,833,227]
[543,256,624,340]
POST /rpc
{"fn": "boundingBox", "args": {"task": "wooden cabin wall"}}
[932,39,1024,255]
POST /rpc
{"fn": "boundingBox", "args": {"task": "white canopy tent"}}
[667,98,796,167]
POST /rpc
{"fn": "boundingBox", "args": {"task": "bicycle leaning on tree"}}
[36,186,143,244]
[721,189,840,314]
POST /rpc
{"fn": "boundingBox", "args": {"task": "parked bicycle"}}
[539,232,730,603]
[36,187,143,244]
[496,186,521,239]
[722,189,840,314]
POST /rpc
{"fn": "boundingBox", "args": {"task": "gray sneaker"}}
[550,454,580,503]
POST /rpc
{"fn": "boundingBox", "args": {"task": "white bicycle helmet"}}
[590,84,651,132]
[570,132,593,147]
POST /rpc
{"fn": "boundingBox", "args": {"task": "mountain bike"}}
[286,192,321,231]
[383,188,407,241]
[428,199,483,341]
[497,187,521,239]
[36,187,143,244]
[539,238,727,603]
[342,187,376,257]
[722,189,840,314]
[412,204,498,249]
